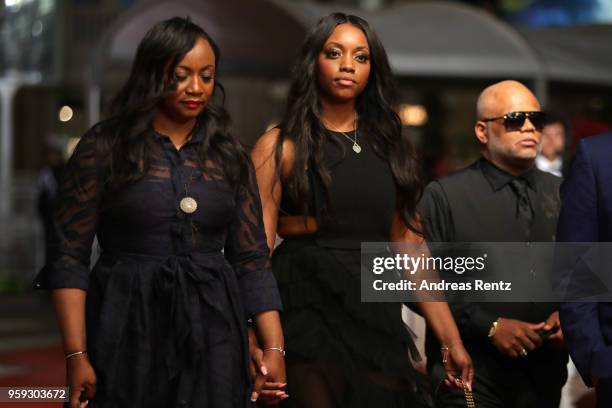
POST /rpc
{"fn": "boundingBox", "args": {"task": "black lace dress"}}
[35,124,282,408]
[273,130,432,408]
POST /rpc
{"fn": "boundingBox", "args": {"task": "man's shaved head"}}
[476,80,540,119]
[474,80,543,176]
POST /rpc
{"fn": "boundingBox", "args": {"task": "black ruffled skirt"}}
[272,236,432,407]
[85,251,253,408]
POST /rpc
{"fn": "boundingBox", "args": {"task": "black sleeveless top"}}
[281,129,396,249]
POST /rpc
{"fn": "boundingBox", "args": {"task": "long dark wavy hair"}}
[276,12,423,232]
[95,17,252,193]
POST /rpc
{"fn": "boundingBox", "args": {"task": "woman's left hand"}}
[442,342,474,391]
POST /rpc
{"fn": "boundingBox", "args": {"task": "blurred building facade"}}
[0,0,135,288]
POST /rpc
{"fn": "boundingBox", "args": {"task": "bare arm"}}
[52,288,97,407]
[251,128,297,251]
[391,210,473,389]
[255,310,284,349]
[52,289,87,353]
[413,302,463,348]
[249,129,286,404]
[252,129,283,250]
[391,211,464,346]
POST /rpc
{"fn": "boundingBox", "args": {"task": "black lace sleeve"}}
[224,171,282,318]
[35,129,102,290]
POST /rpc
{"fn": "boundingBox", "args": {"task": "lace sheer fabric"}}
[36,124,281,408]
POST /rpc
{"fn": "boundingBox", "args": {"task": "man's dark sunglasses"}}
[481,111,547,131]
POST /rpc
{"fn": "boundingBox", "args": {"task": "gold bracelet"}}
[263,347,285,357]
[65,350,87,359]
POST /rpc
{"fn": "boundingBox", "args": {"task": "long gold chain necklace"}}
[163,130,199,215]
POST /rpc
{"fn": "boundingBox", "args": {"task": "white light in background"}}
[4,0,34,8]
[399,104,428,126]
[58,106,74,122]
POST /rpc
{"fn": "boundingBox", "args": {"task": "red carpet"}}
[0,344,65,408]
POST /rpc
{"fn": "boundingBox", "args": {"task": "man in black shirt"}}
[420,80,567,407]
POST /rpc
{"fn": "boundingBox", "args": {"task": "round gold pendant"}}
[180,196,198,214]
[353,143,362,154]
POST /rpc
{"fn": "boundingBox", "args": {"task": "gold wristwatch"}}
[487,318,500,338]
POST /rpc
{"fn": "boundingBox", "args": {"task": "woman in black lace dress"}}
[252,13,473,407]
[36,17,285,408]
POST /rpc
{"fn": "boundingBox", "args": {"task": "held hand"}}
[490,318,545,358]
[442,343,474,391]
[67,354,96,408]
[543,311,565,349]
[248,328,264,380]
[248,329,287,405]
[256,350,288,406]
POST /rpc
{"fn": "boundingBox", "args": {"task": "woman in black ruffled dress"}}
[36,17,285,408]
[252,13,473,408]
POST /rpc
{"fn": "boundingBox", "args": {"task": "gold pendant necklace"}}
[178,164,199,214]
[179,196,197,214]
[326,115,361,154]
[156,126,200,214]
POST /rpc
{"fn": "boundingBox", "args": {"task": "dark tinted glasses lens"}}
[503,112,527,131]
[503,112,546,131]
[528,112,546,130]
